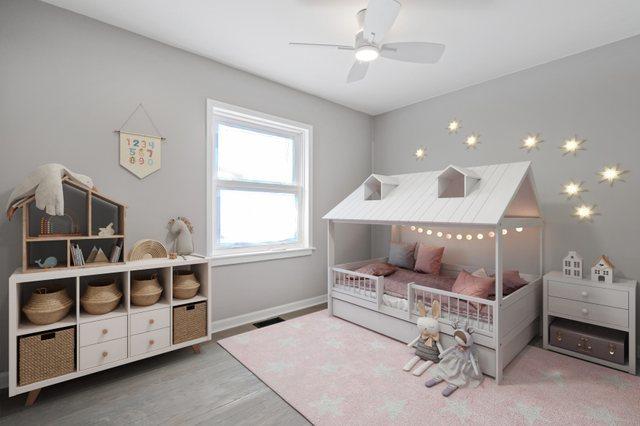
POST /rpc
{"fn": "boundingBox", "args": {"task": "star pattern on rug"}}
[373,363,394,378]
[289,322,305,330]
[266,360,291,374]
[442,399,471,420]
[278,337,297,348]
[324,337,344,349]
[599,373,631,391]
[542,370,565,387]
[324,321,343,331]
[309,394,344,417]
[585,406,621,425]
[516,402,544,425]
[318,362,339,374]
[377,399,406,420]
[368,340,386,350]
[232,334,251,345]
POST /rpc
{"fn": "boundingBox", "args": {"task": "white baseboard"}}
[211,294,327,333]
[0,371,7,390]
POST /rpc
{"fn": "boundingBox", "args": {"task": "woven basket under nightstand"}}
[173,302,206,344]
[19,327,75,386]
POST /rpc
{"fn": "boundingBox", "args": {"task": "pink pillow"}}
[489,270,529,296]
[355,262,397,277]
[452,270,495,300]
[414,244,445,275]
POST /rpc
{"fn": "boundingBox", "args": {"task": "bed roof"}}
[323,161,541,227]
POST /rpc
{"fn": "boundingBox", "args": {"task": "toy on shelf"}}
[39,213,80,237]
[563,251,583,279]
[168,217,194,256]
[34,257,58,269]
[591,255,614,284]
[403,301,443,376]
[425,321,483,397]
[98,223,115,236]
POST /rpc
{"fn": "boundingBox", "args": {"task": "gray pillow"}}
[388,242,416,270]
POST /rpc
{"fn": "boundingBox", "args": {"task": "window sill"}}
[210,247,315,267]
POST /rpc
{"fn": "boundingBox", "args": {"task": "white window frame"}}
[206,99,313,266]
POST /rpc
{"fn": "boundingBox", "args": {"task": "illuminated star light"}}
[561,181,586,199]
[464,134,480,149]
[560,136,586,156]
[573,204,597,222]
[598,165,627,186]
[447,119,461,134]
[414,147,426,160]
[521,133,543,152]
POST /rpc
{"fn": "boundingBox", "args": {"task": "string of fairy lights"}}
[406,225,523,241]
[413,118,629,223]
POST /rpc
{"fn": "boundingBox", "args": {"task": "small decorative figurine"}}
[425,321,483,397]
[98,223,115,236]
[563,250,583,279]
[168,217,194,255]
[35,257,58,269]
[403,301,443,376]
[591,255,614,284]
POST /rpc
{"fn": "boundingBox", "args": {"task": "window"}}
[207,99,312,265]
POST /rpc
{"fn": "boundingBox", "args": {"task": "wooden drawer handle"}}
[581,308,589,315]
[149,339,155,346]
[149,319,155,325]
[102,351,109,358]
[581,291,588,297]
[102,329,109,335]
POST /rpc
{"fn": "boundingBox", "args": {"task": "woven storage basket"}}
[22,287,73,325]
[19,327,75,386]
[80,281,122,315]
[173,271,200,299]
[173,302,207,344]
[131,274,163,306]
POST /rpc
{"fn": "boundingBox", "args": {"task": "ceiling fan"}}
[290,0,445,83]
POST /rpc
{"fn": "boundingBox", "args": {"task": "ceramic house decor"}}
[563,251,583,279]
[591,255,614,284]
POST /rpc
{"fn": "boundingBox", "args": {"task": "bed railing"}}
[409,284,496,334]
[331,267,380,303]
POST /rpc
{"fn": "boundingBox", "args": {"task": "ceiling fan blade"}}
[380,42,445,64]
[347,61,369,83]
[362,0,401,44]
[289,42,354,50]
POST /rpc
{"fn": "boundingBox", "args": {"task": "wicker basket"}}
[19,327,75,386]
[22,287,73,325]
[131,273,163,306]
[173,271,200,299]
[80,280,122,315]
[173,302,207,344]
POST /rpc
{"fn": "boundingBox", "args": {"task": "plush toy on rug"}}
[425,321,483,397]
[403,300,443,376]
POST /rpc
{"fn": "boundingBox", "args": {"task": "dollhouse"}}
[591,255,614,284]
[563,251,583,279]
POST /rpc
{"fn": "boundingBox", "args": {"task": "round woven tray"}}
[131,274,163,306]
[80,281,123,315]
[173,271,200,299]
[129,239,168,261]
[22,287,73,325]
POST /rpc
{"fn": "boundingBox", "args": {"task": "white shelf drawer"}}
[130,307,170,335]
[130,328,170,356]
[548,280,628,309]
[79,338,127,371]
[548,296,628,328]
[79,316,128,348]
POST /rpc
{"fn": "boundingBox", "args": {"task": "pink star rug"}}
[219,310,640,425]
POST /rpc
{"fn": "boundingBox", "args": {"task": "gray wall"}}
[0,0,372,372]
[372,35,640,338]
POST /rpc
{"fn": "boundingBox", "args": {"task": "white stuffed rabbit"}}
[403,300,443,376]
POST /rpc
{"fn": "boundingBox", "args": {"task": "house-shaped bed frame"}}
[324,161,543,383]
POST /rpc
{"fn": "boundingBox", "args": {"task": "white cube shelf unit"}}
[8,255,211,402]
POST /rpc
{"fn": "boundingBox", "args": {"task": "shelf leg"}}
[25,388,41,407]
[191,344,201,354]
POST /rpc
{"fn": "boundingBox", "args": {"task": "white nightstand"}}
[543,271,637,374]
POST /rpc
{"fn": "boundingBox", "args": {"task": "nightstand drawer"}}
[548,280,628,309]
[548,297,628,328]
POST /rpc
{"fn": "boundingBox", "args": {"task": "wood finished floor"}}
[0,304,326,425]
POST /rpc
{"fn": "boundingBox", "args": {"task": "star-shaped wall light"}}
[521,133,543,152]
[464,134,480,149]
[573,204,598,222]
[598,164,627,186]
[414,146,426,160]
[561,181,586,199]
[560,136,586,156]
[447,119,461,134]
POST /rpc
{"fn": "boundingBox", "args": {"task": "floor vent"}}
[253,317,285,328]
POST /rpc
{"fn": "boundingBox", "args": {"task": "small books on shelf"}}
[109,242,122,263]
[70,243,85,266]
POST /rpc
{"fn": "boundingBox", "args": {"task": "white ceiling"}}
[43,0,640,115]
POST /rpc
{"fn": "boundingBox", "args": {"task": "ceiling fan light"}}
[355,45,379,62]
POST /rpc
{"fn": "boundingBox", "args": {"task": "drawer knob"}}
[149,319,155,325]
[102,351,108,358]
[149,339,155,345]
[102,329,109,335]
[581,308,589,315]
[581,291,588,297]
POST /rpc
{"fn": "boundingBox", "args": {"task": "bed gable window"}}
[206,99,313,265]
